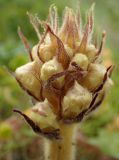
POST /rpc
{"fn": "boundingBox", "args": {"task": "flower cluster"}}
[13,5,114,139]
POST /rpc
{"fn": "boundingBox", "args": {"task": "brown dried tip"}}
[13,109,61,139]
[37,25,50,62]
[63,62,87,95]
[43,82,61,117]
[77,4,94,53]
[85,65,114,114]
[59,7,80,48]
[63,109,86,123]
[44,23,70,69]
[86,93,105,114]
[42,71,67,118]
[94,31,106,61]
[76,4,81,34]
[89,3,95,33]
[18,27,33,61]
[48,4,58,33]
[27,12,41,40]
[94,65,113,93]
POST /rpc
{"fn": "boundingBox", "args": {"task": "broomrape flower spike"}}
[13,4,114,160]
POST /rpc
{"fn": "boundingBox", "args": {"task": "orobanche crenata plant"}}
[13,4,114,160]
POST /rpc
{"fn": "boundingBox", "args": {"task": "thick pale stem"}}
[44,139,59,160]
[44,123,78,160]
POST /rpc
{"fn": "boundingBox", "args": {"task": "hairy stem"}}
[44,123,78,160]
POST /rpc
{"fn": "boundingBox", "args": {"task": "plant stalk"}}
[44,123,78,160]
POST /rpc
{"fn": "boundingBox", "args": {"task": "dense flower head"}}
[13,5,114,139]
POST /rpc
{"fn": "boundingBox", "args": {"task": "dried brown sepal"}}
[63,62,87,95]
[86,93,98,113]
[44,24,70,69]
[76,5,94,53]
[37,26,50,62]
[59,7,80,48]
[85,65,113,113]
[37,23,70,68]
[43,70,69,118]
[42,66,85,118]
[43,80,61,117]
[93,31,106,62]
[76,4,82,34]
[108,65,115,77]
[86,93,105,115]
[85,65,114,114]
[13,109,61,139]
[18,27,33,61]
[63,109,86,124]
[63,71,76,95]
[48,5,58,33]
[27,12,41,40]
[89,3,95,34]
[94,65,113,93]
[71,62,85,72]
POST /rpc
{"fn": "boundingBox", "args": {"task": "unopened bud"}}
[15,60,42,100]
[40,57,64,87]
[38,44,55,62]
[62,81,92,118]
[71,53,89,70]
[86,44,97,62]
[80,63,106,91]
[29,99,59,129]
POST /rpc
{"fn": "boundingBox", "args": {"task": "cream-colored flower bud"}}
[80,63,106,91]
[15,61,41,100]
[64,44,74,58]
[86,44,97,62]
[70,53,89,70]
[62,81,92,118]
[40,57,64,87]
[38,44,55,62]
[29,99,59,129]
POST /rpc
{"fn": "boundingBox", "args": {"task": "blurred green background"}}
[0,0,119,159]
